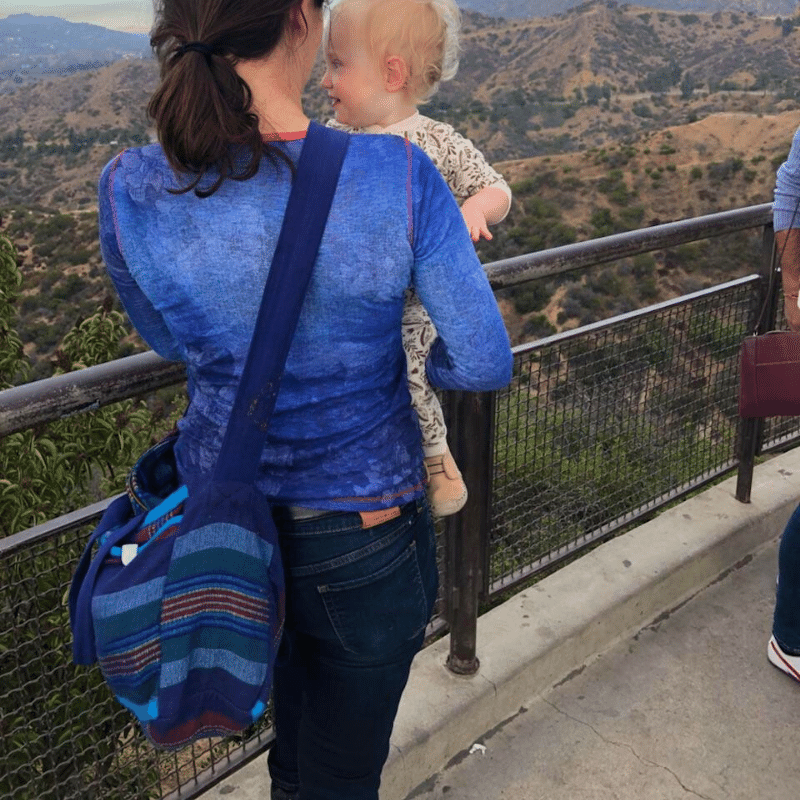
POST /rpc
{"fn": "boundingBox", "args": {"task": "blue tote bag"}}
[69,123,349,750]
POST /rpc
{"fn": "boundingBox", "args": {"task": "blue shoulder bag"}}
[69,122,349,750]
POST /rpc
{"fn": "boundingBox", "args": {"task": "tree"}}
[0,235,27,388]
[0,234,181,797]
[680,72,697,99]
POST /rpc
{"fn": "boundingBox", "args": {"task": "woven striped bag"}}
[69,123,349,749]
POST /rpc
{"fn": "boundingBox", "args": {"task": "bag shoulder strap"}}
[751,241,778,336]
[214,122,350,482]
[752,196,800,335]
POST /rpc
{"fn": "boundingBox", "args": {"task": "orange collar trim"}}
[262,130,307,142]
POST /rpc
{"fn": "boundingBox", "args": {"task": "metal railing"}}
[2,203,797,798]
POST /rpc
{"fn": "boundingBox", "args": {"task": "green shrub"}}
[618,206,645,230]
[521,314,556,340]
[0,235,183,798]
[639,275,659,301]
[51,273,88,300]
[687,312,741,357]
[590,207,617,237]
[588,268,624,296]
[509,282,551,314]
[772,152,789,170]
[631,253,656,278]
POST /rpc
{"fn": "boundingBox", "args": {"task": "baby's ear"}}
[384,55,410,93]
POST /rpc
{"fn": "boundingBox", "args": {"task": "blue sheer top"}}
[98,132,512,510]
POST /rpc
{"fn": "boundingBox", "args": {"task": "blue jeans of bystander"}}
[773,501,800,654]
[268,497,438,800]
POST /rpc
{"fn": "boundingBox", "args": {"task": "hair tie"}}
[176,41,217,58]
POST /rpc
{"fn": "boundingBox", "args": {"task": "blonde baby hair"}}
[329,0,461,101]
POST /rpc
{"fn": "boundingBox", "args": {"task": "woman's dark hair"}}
[149,0,324,197]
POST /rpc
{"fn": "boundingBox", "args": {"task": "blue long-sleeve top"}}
[774,126,800,230]
[98,131,513,510]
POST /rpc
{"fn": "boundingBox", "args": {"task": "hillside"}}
[427,3,800,161]
[459,0,800,20]
[4,3,800,202]
[477,109,800,341]
[3,2,800,371]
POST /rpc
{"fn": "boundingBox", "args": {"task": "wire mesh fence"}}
[489,276,757,595]
[0,518,275,800]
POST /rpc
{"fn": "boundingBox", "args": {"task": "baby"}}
[322,0,511,516]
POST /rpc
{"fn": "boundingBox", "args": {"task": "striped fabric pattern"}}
[77,477,284,750]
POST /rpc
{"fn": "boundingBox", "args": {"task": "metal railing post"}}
[443,390,495,675]
[736,223,777,502]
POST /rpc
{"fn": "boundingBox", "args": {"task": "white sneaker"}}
[767,635,800,683]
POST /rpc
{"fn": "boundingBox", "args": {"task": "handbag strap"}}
[214,122,349,483]
[405,137,414,247]
[752,196,800,335]
[751,239,780,336]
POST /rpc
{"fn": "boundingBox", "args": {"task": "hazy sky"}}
[3,1,153,33]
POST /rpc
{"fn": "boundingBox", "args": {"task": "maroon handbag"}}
[739,330,800,417]
[739,224,800,418]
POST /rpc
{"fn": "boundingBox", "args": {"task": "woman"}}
[97,0,513,796]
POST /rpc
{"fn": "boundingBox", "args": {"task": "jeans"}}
[268,497,438,800]
[773,501,800,653]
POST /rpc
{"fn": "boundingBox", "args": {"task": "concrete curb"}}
[206,448,800,800]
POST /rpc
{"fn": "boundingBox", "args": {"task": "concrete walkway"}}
[408,533,796,800]
[203,448,800,800]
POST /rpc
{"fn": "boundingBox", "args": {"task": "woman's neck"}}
[235,49,310,136]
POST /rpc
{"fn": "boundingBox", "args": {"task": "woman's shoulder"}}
[347,132,447,190]
[340,131,427,173]
[103,143,168,170]
[100,144,173,192]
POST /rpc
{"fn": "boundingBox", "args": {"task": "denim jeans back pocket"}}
[318,540,428,657]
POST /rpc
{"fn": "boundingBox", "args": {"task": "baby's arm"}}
[432,121,512,242]
[461,186,512,242]
[409,147,512,392]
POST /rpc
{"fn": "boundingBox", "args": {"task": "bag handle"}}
[214,122,350,483]
[751,197,800,336]
[751,238,780,336]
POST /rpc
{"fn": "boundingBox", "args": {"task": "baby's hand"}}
[461,199,493,243]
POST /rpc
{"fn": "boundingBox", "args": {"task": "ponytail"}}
[148,0,318,197]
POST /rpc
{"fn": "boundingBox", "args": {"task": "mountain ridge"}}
[1,13,150,90]
[459,0,800,19]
